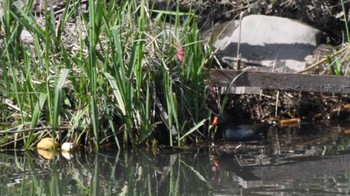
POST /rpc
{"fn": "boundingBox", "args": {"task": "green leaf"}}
[180,119,207,140]
[103,72,126,116]
[31,93,48,128]
[53,69,69,130]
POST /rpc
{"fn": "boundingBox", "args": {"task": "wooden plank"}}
[210,69,350,94]
[216,86,262,94]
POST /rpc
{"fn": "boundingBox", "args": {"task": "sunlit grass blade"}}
[88,0,100,147]
[103,72,126,116]
[149,9,195,16]
[180,119,206,140]
[10,9,46,41]
[53,69,69,133]
[24,93,48,149]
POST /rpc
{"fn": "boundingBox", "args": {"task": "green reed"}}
[0,0,210,149]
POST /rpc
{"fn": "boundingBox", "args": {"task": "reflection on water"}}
[212,122,350,195]
[1,123,350,195]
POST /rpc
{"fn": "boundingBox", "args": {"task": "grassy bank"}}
[0,0,212,150]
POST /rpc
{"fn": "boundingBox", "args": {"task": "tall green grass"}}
[0,0,211,149]
[325,0,350,76]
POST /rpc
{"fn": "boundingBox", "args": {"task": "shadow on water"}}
[1,122,350,195]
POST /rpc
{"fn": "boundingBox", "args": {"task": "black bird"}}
[210,113,269,142]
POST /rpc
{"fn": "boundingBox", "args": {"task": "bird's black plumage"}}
[211,113,269,141]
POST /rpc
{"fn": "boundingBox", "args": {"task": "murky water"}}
[1,122,350,195]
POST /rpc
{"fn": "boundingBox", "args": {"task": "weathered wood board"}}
[210,69,350,94]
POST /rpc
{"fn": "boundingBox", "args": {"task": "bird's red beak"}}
[210,116,218,128]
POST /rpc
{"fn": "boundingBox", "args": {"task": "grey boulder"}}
[204,15,324,72]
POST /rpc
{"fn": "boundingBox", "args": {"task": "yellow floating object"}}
[36,137,59,150]
[37,149,57,159]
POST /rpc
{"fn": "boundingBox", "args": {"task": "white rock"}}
[61,142,75,152]
[206,15,323,72]
[61,151,73,160]
[20,29,34,44]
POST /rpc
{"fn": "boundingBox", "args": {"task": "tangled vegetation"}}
[1,0,350,151]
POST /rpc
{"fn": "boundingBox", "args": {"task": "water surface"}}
[1,122,350,195]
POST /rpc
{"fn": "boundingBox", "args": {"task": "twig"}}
[297,44,349,73]
[0,125,69,134]
[236,12,246,70]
